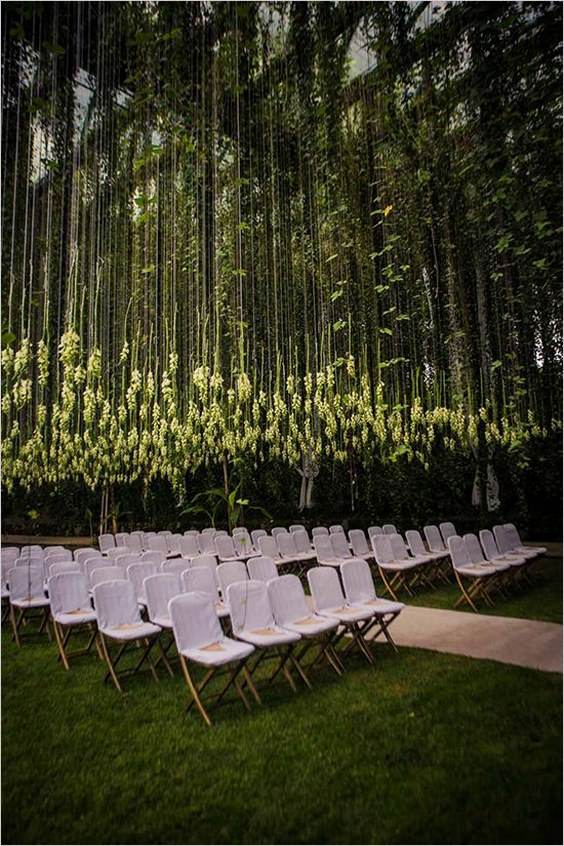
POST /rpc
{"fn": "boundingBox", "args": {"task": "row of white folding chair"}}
[447,535,514,612]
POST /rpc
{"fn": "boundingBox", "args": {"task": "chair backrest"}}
[367,526,383,539]
[217,560,248,598]
[329,525,344,535]
[21,544,44,554]
[45,547,72,561]
[48,560,81,578]
[463,533,487,565]
[382,523,397,535]
[231,527,248,536]
[276,532,298,559]
[388,533,409,561]
[148,535,170,555]
[179,535,200,559]
[250,529,267,548]
[340,558,377,603]
[405,529,426,557]
[201,527,217,535]
[98,533,116,554]
[1,546,20,557]
[43,554,73,580]
[313,534,338,563]
[115,532,130,547]
[214,535,238,560]
[289,524,306,535]
[74,547,98,566]
[144,573,181,623]
[198,533,217,555]
[106,547,131,562]
[271,527,288,538]
[439,522,457,545]
[158,530,173,538]
[126,561,159,602]
[233,530,255,558]
[168,534,183,556]
[447,535,472,569]
[16,549,44,565]
[93,579,142,629]
[371,534,395,565]
[293,529,312,555]
[9,564,45,602]
[492,525,512,555]
[84,557,112,581]
[183,529,200,537]
[307,566,345,612]
[502,523,522,548]
[182,566,220,602]
[423,525,446,553]
[140,550,166,568]
[160,559,191,579]
[114,552,142,569]
[90,565,126,589]
[330,532,352,559]
[268,574,310,625]
[227,579,274,633]
[349,529,370,557]
[124,534,143,553]
[479,529,502,561]
[247,556,279,582]
[311,526,329,537]
[48,571,91,615]
[169,592,225,652]
[257,535,281,560]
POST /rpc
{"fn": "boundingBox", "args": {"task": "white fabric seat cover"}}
[423,525,446,553]
[448,536,498,576]
[330,532,353,560]
[503,523,546,556]
[126,561,159,605]
[313,535,344,567]
[247,556,279,582]
[463,533,511,572]
[217,560,248,599]
[389,533,431,565]
[227,580,300,647]
[9,565,49,607]
[479,530,526,567]
[170,592,254,667]
[144,573,182,628]
[90,565,126,589]
[48,571,96,625]
[405,530,444,561]
[268,575,338,636]
[93,579,161,641]
[340,559,405,615]
[307,567,374,623]
[182,567,228,617]
[494,525,538,559]
[257,535,283,562]
[348,529,373,559]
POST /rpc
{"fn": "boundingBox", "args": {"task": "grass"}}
[2,608,562,845]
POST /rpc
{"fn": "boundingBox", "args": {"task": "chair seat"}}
[378,560,419,572]
[236,625,300,647]
[100,621,161,641]
[455,564,497,577]
[11,595,49,609]
[182,638,254,667]
[360,598,405,615]
[319,604,374,623]
[215,601,230,618]
[54,608,97,626]
[151,613,173,629]
[482,558,512,572]
[282,614,338,636]
[498,554,527,566]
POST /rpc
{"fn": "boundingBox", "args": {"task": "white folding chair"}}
[502,523,547,557]
[140,550,167,568]
[313,534,347,568]
[329,525,345,535]
[215,535,243,563]
[439,521,457,546]
[268,574,343,677]
[169,591,258,726]
[382,523,397,535]
[227,579,307,692]
[348,529,374,561]
[307,566,375,665]
[93,579,163,695]
[292,529,316,560]
[217,560,248,600]
[115,533,130,548]
[257,535,286,567]
[74,548,100,568]
[113,552,142,569]
[405,529,449,584]
[271,527,288,539]
[47,560,81,578]
[329,531,353,561]
[367,526,383,539]
[160,558,192,579]
[388,533,431,589]
[250,529,267,549]
[9,565,51,646]
[479,529,527,584]
[232,529,260,560]
[179,535,201,560]
[340,559,405,652]
[124,534,143,553]
[143,573,181,675]
[247,556,279,582]
[289,524,307,535]
[126,561,159,607]
[182,566,229,619]
[148,535,174,559]
[423,524,447,555]
[98,533,116,554]
[198,533,218,555]
[371,534,421,600]
[311,526,329,537]
[447,536,499,612]
[48,571,98,670]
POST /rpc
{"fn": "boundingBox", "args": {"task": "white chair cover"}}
[127,561,159,604]
[98,533,116,554]
[144,573,181,628]
[90,565,126,589]
[217,560,248,598]
[247,556,279,582]
[227,580,300,647]
[93,579,160,640]
[48,571,96,624]
[9,565,48,605]
[268,574,338,636]
[169,592,254,666]
[307,567,373,623]
[423,524,446,553]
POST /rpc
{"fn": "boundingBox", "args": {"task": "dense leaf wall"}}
[1,2,562,523]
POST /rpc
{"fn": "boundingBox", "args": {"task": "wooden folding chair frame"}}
[97,630,169,695]
[52,616,100,670]
[10,602,51,646]
[179,652,260,727]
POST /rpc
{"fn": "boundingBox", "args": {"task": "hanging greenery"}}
[1,2,562,509]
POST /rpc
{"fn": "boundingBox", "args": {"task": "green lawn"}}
[2,613,562,845]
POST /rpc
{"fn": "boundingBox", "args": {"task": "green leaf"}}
[379,327,393,336]
[330,289,344,302]
[326,254,338,263]
[333,319,347,332]
[1,330,16,347]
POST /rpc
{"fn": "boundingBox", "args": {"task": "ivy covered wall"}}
[1,2,562,532]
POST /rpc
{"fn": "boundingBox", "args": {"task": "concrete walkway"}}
[378,605,563,673]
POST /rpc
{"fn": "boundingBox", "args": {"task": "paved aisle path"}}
[382,606,562,673]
